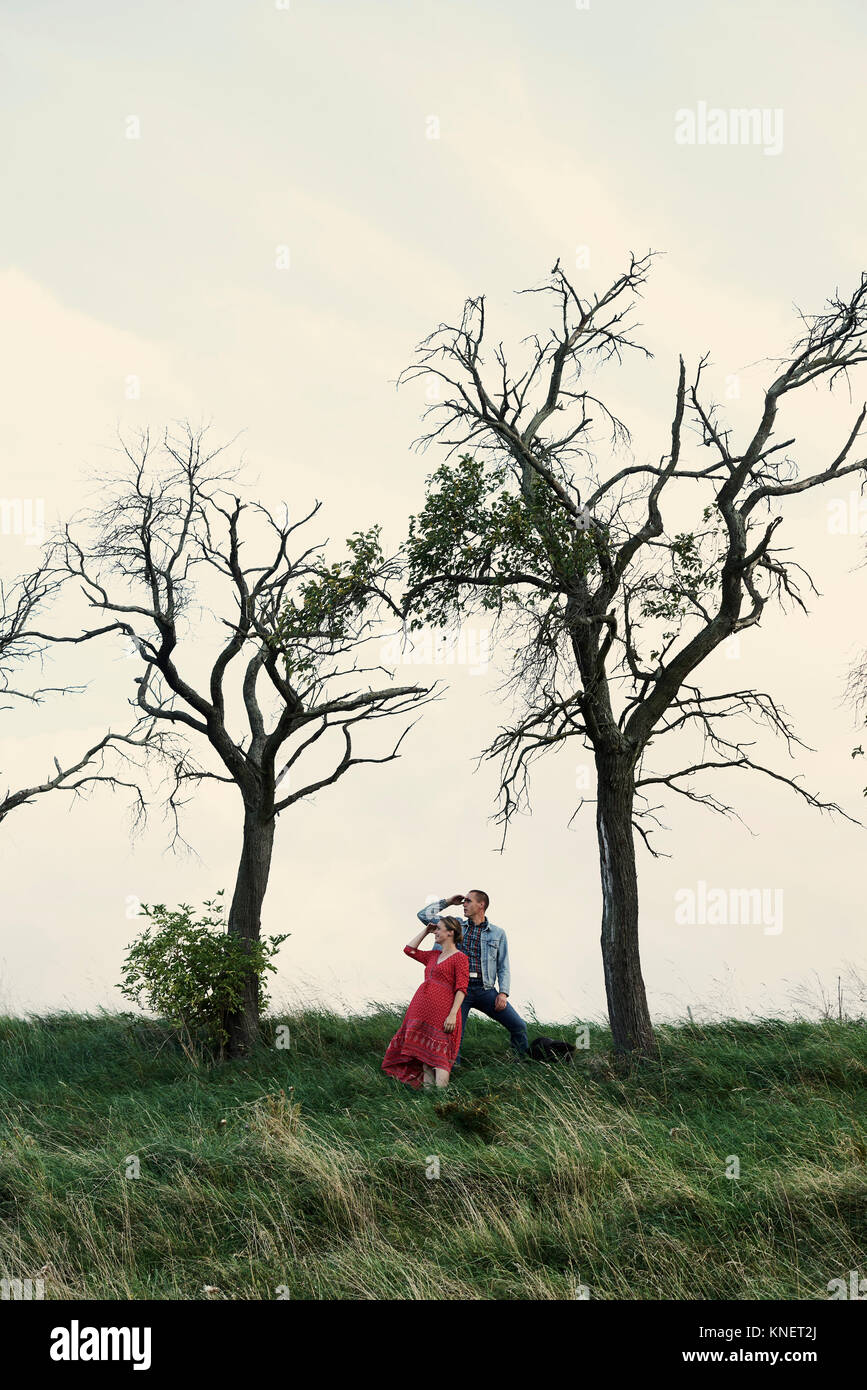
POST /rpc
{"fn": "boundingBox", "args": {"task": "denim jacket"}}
[416,899,511,995]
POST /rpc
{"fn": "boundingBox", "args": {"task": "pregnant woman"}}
[382,916,469,1090]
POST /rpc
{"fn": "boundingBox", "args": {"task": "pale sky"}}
[1,0,865,1027]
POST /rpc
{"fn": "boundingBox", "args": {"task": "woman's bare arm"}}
[444,989,466,1032]
[406,923,434,950]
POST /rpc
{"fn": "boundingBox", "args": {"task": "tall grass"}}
[0,1009,864,1299]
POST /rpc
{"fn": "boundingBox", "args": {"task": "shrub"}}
[119,893,288,1058]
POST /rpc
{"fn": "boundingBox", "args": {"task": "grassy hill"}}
[0,1009,865,1300]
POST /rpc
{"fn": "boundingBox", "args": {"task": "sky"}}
[1,0,865,1028]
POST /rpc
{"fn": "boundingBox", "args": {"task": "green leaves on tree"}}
[267,526,387,677]
[404,454,599,629]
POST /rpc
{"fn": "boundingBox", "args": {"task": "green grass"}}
[0,1009,865,1299]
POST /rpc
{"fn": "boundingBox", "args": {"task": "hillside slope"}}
[0,1011,865,1299]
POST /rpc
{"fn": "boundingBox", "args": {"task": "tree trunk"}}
[594,746,655,1057]
[226,804,275,1058]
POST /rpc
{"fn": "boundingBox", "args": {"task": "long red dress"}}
[382,946,470,1089]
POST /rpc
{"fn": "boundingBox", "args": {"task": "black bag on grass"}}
[528,1036,576,1063]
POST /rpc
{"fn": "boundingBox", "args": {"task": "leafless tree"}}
[0,560,155,826]
[398,255,867,1056]
[59,425,434,1056]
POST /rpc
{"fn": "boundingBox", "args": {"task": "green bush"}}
[119,893,288,1058]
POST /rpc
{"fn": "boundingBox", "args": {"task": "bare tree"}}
[397,255,867,1057]
[0,560,155,826]
[60,425,433,1056]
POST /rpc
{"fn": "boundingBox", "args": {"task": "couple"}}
[381,890,529,1090]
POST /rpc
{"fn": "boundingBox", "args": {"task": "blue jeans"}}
[456,985,529,1063]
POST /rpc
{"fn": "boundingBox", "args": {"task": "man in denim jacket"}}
[417,890,529,1063]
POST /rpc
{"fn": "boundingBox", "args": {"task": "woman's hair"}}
[439,916,463,947]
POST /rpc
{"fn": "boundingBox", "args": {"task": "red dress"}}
[382,946,470,1089]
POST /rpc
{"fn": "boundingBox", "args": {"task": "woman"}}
[382,916,469,1089]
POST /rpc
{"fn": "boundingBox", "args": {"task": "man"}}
[416,890,528,1063]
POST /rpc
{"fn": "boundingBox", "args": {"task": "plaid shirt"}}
[460,919,488,983]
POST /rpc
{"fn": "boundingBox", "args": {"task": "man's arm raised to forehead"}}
[416,894,463,926]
